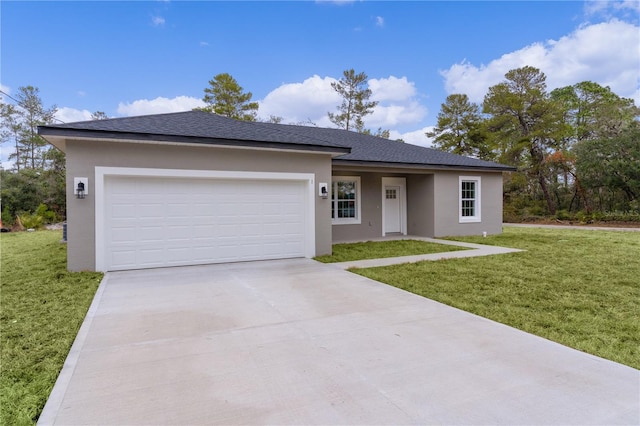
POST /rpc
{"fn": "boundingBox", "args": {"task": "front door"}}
[384,186,401,233]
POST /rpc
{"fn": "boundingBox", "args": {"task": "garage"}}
[97,169,314,271]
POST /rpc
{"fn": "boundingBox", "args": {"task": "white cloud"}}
[117,96,205,116]
[77,90,86,97]
[55,107,93,123]
[151,15,165,26]
[368,101,427,129]
[585,0,640,17]
[258,75,340,127]
[441,19,640,105]
[199,41,209,47]
[390,126,435,148]
[367,76,427,129]
[259,74,428,131]
[376,16,384,27]
[369,76,416,102]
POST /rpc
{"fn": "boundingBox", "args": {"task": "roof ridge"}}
[244,120,346,148]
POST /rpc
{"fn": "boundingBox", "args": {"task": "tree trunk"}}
[530,144,556,215]
[538,172,556,215]
[573,175,591,213]
[14,135,20,171]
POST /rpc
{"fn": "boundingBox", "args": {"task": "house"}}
[39,111,514,272]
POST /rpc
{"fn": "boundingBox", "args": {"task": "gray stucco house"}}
[39,111,514,272]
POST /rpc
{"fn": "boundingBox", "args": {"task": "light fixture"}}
[319,183,329,199]
[74,177,89,199]
[76,182,85,199]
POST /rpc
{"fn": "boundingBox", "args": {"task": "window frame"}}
[331,176,362,225]
[459,176,481,223]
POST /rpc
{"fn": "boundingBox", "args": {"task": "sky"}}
[1,0,639,168]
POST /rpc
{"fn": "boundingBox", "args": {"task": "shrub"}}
[17,212,44,230]
[555,210,573,221]
[35,203,58,224]
[575,211,590,224]
[1,206,13,227]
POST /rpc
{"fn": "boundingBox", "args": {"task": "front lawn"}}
[0,231,103,425]
[314,239,469,263]
[353,227,640,370]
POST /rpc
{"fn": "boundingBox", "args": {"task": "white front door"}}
[381,177,407,236]
[384,185,401,233]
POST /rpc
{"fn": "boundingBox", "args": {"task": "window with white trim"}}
[459,176,481,223]
[331,176,361,224]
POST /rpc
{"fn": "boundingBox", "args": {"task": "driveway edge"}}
[37,273,110,426]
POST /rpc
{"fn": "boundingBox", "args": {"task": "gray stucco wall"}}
[332,171,440,242]
[330,172,383,242]
[432,171,504,237]
[406,174,434,237]
[331,170,504,242]
[65,139,332,271]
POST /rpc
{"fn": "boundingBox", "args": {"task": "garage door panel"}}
[138,226,164,242]
[137,251,165,267]
[240,224,262,236]
[191,224,216,236]
[166,247,191,261]
[111,203,137,218]
[193,204,217,215]
[104,176,309,271]
[111,227,136,242]
[111,250,137,268]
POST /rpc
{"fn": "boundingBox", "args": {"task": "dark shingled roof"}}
[39,110,349,153]
[39,110,514,171]
[272,124,513,170]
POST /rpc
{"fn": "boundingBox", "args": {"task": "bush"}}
[555,210,573,221]
[11,204,59,231]
[0,169,42,218]
[35,203,58,224]
[17,212,44,230]
[1,206,13,227]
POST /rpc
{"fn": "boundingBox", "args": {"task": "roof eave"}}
[38,127,351,156]
[331,159,516,172]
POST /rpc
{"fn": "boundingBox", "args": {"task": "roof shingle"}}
[39,111,513,171]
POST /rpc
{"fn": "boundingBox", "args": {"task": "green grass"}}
[1,231,103,425]
[314,239,469,263]
[353,227,640,370]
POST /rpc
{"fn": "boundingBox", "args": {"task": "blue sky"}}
[1,0,639,165]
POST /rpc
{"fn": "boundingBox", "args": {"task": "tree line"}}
[2,67,638,227]
[0,87,107,227]
[426,66,639,219]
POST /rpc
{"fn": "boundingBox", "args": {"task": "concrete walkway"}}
[39,259,639,425]
[330,236,523,269]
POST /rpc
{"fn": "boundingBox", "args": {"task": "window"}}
[331,176,361,224]
[459,176,481,223]
[386,189,397,199]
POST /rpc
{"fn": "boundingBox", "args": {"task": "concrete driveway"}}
[40,259,639,425]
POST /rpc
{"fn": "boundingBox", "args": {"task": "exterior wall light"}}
[74,177,88,199]
[319,183,329,199]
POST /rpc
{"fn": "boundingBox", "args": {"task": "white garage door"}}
[103,176,309,271]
